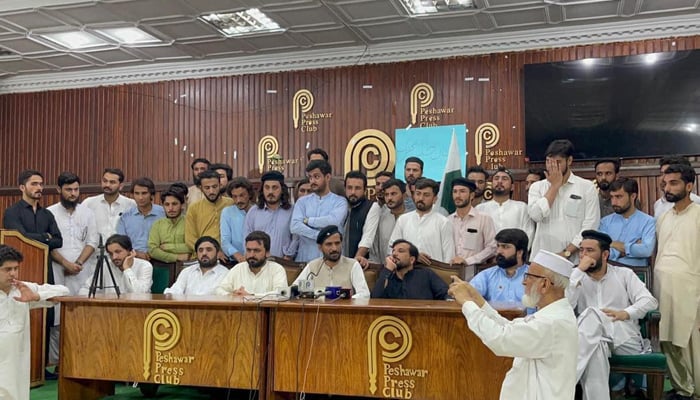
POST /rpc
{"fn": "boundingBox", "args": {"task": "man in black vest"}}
[343,171,381,268]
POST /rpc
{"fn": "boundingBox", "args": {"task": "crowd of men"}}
[1,138,699,400]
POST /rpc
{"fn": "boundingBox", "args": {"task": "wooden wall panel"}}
[1,36,699,219]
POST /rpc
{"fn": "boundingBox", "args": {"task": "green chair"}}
[150,264,173,294]
[607,260,667,400]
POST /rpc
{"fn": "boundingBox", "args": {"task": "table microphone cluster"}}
[279,281,351,300]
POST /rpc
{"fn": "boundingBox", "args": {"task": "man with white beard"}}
[449,250,578,400]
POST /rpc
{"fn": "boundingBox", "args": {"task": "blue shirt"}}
[116,204,165,252]
[598,209,656,266]
[244,204,294,258]
[290,192,347,262]
[471,264,529,306]
[220,206,246,257]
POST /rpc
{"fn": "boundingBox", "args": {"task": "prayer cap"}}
[531,250,574,278]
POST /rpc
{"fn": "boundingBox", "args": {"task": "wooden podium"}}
[57,294,269,400]
[0,229,49,387]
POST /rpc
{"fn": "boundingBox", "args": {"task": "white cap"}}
[531,250,574,278]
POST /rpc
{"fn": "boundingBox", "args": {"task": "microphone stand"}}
[88,235,121,298]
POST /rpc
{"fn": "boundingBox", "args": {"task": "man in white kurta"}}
[81,168,136,242]
[216,231,287,296]
[449,250,578,400]
[0,245,70,400]
[567,230,657,400]
[654,163,700,399]
[388,178,454,263]
[652,156,700,220]
[528,140,600,262]
[164,236,227,295]
[78,234,153,295]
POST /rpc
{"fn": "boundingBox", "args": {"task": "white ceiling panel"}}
[34,53,94,68]
[89,48,144,63]
[0,11,67,30]
[420,15,480,34]
[45,3,128,25]
[563,2,621,20]
[332,0,405,23]
[492,7,548,27]
[101,0,197,21]
[639,0,697,13]
[0,37,53,53]
[299,26,363,45]
[145,19,216,41]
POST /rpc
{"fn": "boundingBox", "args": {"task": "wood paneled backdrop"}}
[1,35,699,221]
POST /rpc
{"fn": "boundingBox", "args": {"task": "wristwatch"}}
[563,250,572,258]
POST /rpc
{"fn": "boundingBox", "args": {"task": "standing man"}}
[449,250,578,400]
[185,169,234,257]
[389,178,454,264]
[371,179,408,262]
[469,228,529,305]
[343,171,380,267]
[290,160,347,262]
[209,163,233,196]
[187,158,210,207]
[244,171,294,258]
[148,189,191,263]
[371,239,448,300]
[528,139,600,262]
[82,168,137,242]
[47,172,98,367]
[0,245,69,400]
[653,156,700,219]
[655,163,700,400]
[568,230,657,400]
[116,177,165,260]
[525,168,546,192]
[78,234,153,295]
[294,226,370,299]
[215,231,287,296]
[466,166,489,208]
[403,156,423,211]
[227,177,255,213]
[598,178,655,266]
[294,178,312,201]
[164,236,228,295]
[594,159,620,218]
[373,171,393,207]
[306,148,345,196]
[449,178,497,278]
[477,167,535,244]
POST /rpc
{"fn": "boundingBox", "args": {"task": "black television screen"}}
[524,50,700,161]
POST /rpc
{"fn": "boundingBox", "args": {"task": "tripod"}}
[88,236,121,298]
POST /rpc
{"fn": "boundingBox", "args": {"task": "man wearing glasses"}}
[449,250,577,400]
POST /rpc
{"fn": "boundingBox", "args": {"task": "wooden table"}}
[57,294,269,400]
[267,299,523,400]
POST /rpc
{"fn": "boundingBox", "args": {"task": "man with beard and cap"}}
[370,179,408,262]
[371,239,448,300]
[290,160,347,262]
[47,172,98,367]
[215,231,287,296]
[449,178,497,279]
[78,234,153,295]
[477,167,535,246]
[343,171,381,268]
[82,168,137,241]
[655,163,700,400]
[186,158,210,207]
[185,169,234,259]
[448,249,578,400]
[164,236,228,295]
[403,156,423,211]
[388,178,454,264]
[293,225,370,299]
[469,228,530,307]
[594,159,620,218]
[148,189,191,263]
[467,165,489,208]
[244,171,294,258]
[566,230,657,400]
[528,139,600,262]
[598,177,655,267]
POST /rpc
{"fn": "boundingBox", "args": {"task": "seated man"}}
[79,234,153,295]
[0,245,69,400]
[567,230,658,400]
[164,236,228,296]
[215,231,287,296]
[470,228,529,306]
[293,225,370,299]
[371,239,448,300]
[598,177,655,267]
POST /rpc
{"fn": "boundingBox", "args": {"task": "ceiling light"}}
[580,58,596,67]
[400,0,475,16]
[95,27,161,45]
[200,8,285,37]
[38,31,108,50]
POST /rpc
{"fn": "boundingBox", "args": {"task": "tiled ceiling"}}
[0,0,698,77]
